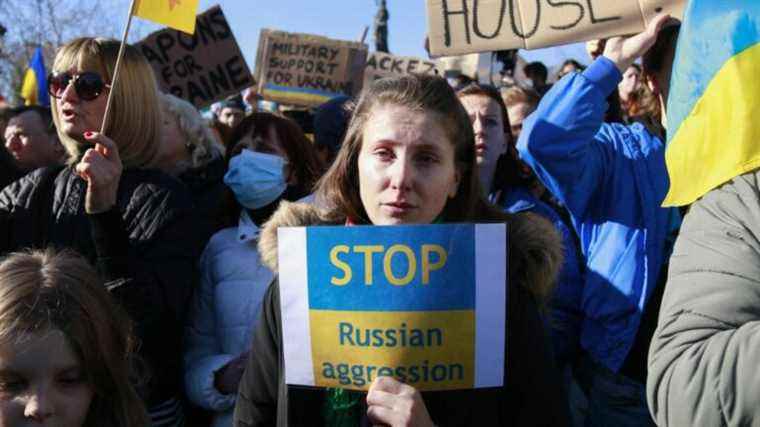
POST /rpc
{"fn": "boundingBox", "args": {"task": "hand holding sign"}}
[367,376,434,427]
[75,132,123,214]
[603,13,672,73]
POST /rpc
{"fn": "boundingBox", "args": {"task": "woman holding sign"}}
[0,37,208,426]
[233,74,570,426]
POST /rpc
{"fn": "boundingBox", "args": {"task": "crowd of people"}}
[0,10,757,427]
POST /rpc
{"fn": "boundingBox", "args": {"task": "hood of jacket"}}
[258,201,563,306]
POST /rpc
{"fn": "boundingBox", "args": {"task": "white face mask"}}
[223,149,288,209]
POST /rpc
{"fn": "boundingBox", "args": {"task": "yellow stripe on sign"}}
[663,42,760,207]
[262,89,333,106]
[133,0,199,34]
[309,309,475,391]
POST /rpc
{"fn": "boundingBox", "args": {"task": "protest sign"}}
[277,224,507,391]
[426,0,685,57]
[255,30,368,107]
[364,52,441,87]
[136,5,253,108]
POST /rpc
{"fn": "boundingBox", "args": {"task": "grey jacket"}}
[647,170,760,426]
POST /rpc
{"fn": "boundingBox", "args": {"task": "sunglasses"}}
[47,71,111,101]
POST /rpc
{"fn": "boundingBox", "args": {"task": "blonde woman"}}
[0,249,147,427]
[0,37,208,426]
[158,92,226,231]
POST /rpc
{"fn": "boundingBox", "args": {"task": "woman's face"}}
[231,125,293,183]
[156,108,190,175]
[619,66,641,101]
[0,330,94,427]
[459,95,507,172]
[358,104,460,225]
[55,69,108,142]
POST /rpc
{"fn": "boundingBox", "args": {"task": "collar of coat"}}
[257,201,564,308]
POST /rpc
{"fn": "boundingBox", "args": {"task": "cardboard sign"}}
[364,52,442,87]
[426,0,686,57]
[255,30,368,107]
[278,224,507,391]
[137,5,253,108]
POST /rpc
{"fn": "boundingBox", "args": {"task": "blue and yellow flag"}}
[663,1,760,206]
[134,0,199,34]
[20,47,49,107]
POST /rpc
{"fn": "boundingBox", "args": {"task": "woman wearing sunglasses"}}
[0,37,208,426]
[233,74,570,426]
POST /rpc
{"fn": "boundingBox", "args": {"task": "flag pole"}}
[100,0,138,135]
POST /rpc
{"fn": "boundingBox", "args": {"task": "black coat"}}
[0,166,209,406]
[0,147,20,190]
[233,202,571,427]
[178,155,227,234]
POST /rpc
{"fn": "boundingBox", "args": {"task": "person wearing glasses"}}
[0,37,207,426]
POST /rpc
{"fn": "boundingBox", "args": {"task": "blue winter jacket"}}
[493,186,585,366]
[516,57,680,373]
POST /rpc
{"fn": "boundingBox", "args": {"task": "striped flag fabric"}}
[663,1,760,206]
[20,47,49,107]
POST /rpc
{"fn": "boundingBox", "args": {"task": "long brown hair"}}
[457,83,532,193]
[312,75,562,307]
[316,74,500,224]
[0,249,147,427]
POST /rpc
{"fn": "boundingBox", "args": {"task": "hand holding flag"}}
[99,0,200,134]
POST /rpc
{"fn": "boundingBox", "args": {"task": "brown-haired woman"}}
[0,249,147,427]
[185,112,322,427]
[0,37,208,425]
[233,75,570,426]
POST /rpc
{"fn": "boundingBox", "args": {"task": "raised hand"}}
[603,13,673,73]
[75,132,123,214]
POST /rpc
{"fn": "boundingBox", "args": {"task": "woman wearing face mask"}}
[184,112,322,427]
[0,38,207,426]
[0,249,147,427]
[233,75,569,426]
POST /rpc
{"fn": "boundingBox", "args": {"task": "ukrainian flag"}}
[20,47,49,107]
[134,0,200,34]
[663,1,760,206]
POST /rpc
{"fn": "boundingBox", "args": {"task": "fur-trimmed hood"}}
[258,201,563,305]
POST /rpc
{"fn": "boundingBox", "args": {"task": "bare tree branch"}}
[0,0,124,104]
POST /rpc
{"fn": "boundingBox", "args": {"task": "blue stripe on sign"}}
[306,224,476,311]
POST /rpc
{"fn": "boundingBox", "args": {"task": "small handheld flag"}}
[663,1,760,206]
[20,47,49,107]
[100,0,199,134]
[134,0,200,34]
